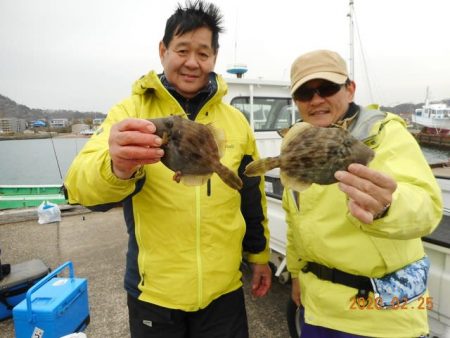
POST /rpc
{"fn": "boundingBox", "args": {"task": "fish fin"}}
[161,131,170,145]
[207,123,226,158]
[281,122,313,150]
[214,164,243,190]
[244,157,280,176]
[277,127,290,138]
[280,172,311,192]
[181,174,212,186]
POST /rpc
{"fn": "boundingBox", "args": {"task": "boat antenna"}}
[425,86,430,106]
[226,7,248,78]
[234,8,238,66]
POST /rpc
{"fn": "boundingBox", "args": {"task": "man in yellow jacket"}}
[64,1,271,337]
[285,49,442,337]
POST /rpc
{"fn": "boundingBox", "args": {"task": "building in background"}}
[50,118,69,128]
[71,123,90,134]
[0,118,27,133]
[32,120,46,128]
[93,118,104,126]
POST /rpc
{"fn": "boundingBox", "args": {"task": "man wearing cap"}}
[284,49,442,337]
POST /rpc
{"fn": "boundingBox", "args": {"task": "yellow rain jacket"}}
[284,108,442,337]
[65,71,270,311]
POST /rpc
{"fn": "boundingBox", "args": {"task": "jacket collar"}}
[159,73,218,120]
[333,102,360,129]
[132,71,227,120]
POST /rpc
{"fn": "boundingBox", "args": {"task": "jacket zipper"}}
[134,211,146,288]
[196,186,203,307]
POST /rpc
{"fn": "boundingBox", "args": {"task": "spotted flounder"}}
[244,122,374,191]
[149,115,243,190]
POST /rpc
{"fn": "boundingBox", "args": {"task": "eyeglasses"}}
[294,82,345,102]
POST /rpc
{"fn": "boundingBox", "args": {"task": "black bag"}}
[0,249,11,281]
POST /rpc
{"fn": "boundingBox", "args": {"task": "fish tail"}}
[215,164,243,190]
[244,157,280,176]
[353,141,375,165]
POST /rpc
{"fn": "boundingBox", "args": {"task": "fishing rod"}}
[47,122,63,182]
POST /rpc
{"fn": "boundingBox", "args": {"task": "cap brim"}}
[290,72,348,95]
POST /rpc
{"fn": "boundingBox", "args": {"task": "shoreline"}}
[1,131,449,151]
[0,133,90,141]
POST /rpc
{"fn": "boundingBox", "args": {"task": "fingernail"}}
[147,124,156,133]
[335,171,344,180]
[154,137,162,146]
[156,149,164,157]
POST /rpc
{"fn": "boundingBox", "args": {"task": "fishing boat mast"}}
[347,0,375,104]
[348,0,355,80]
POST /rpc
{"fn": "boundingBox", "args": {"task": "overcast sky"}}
[0,0,449,112]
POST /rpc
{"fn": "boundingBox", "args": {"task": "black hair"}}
[162,0,224,53]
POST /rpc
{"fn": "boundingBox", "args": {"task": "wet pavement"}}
[0,206,291,338]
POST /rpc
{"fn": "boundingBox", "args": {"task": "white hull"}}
[413,101,450,131]
[412,115,450,131]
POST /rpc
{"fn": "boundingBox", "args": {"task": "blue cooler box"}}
[0,259,50,321]
[13,261,90,338]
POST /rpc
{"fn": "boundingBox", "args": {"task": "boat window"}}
[230,97,299,131]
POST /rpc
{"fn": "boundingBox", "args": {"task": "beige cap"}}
[290,50,348,95]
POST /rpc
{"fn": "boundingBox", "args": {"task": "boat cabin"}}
[223,78,299,131]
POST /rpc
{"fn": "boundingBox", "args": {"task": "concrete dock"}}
[0,206,291,338]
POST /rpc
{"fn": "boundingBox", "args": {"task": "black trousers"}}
[127,288,249,338]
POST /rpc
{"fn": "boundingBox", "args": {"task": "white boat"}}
[412,89,450,133]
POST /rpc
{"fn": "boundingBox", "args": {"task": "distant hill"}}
[381,98,450,115]
[1,92,450,120]
[0,94,106,121]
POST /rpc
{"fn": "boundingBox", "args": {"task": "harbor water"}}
[0,138,449,185]
[0,138,89,185]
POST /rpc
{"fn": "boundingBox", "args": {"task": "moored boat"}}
[0,185,66,210]
[411,88,450,134]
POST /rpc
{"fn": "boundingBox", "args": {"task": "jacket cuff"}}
[246,249,270,264]
[104,160,145,185]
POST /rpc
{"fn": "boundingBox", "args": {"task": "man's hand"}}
[291,277,301,307]
[335,163,397,224]
[250,263,272,297]
[109,118,164,179]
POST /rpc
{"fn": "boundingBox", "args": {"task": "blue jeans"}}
[299,306,369,338]
[298,307,427,338]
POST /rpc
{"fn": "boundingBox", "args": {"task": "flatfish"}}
[149,115,243,190]
[244,122,374,191]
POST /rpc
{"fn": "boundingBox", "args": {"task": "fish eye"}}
[164,120,174,129]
